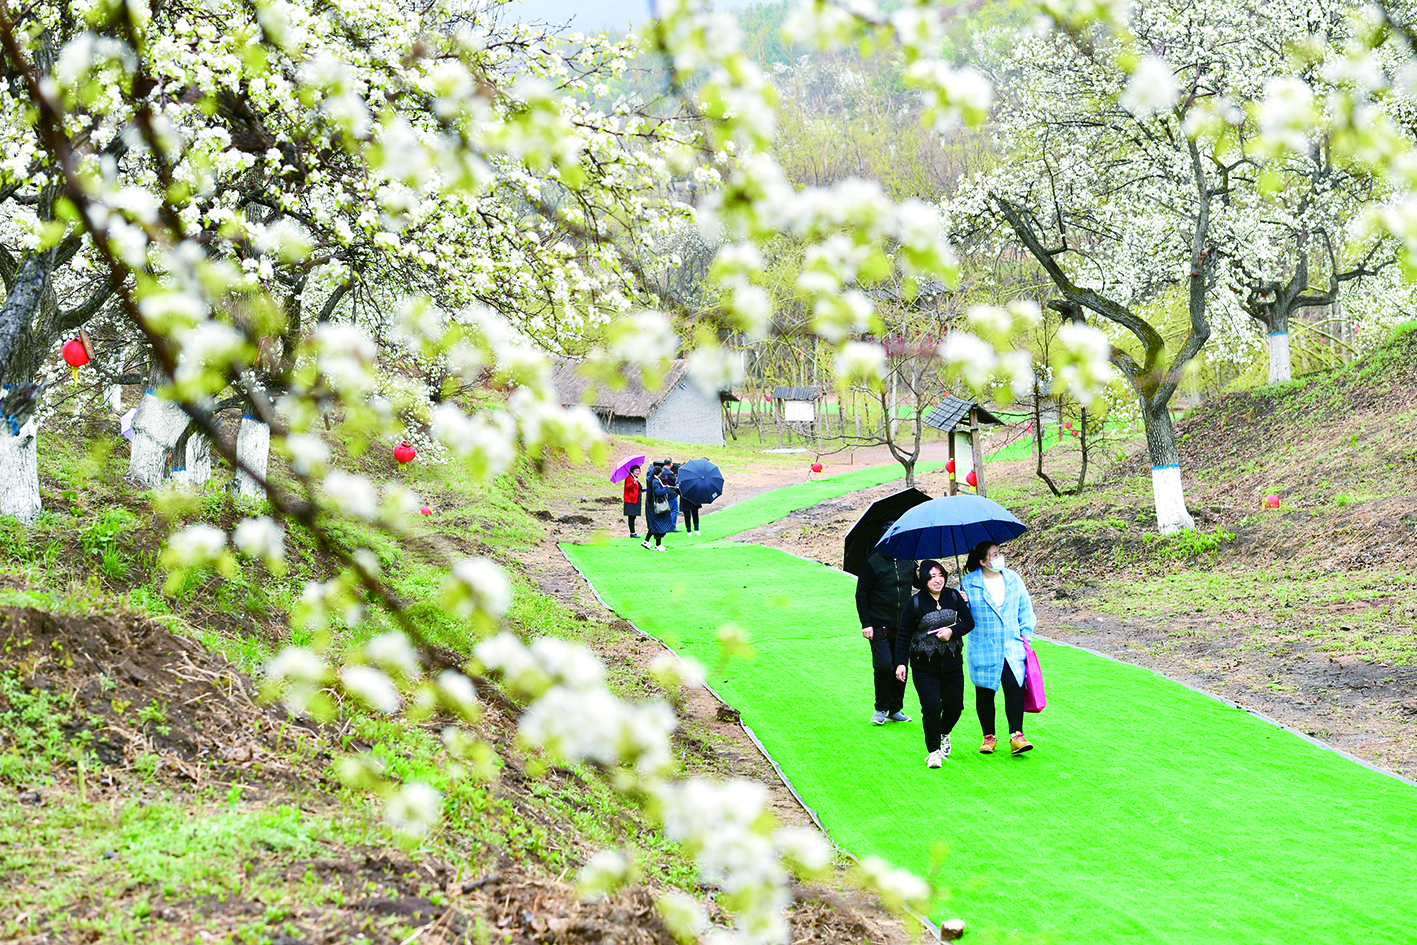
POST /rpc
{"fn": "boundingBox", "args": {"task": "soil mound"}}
[0,606,314,783]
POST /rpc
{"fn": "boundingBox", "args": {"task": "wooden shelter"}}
[923,396,1003,497]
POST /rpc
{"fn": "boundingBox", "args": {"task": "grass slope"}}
[564,486,1417,944]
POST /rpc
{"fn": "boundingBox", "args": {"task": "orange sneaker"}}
[1010,732,1033,755]
[980,735,997,754]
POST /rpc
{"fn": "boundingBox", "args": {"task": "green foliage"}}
[1141,527,1236,560]
[0,672,94,784]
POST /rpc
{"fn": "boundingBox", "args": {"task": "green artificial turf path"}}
[561,466,1417,943]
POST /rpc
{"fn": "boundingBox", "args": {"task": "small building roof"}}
[922,396,1003,431]
[551,357,693,419]
[772,385,820,401]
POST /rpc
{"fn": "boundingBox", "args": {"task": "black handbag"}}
[911,606,960,662]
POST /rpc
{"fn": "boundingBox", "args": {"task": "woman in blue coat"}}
[642,466,673,551]
[959,540,1036,756]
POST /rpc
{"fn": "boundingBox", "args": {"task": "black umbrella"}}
[677,458,725,505]
[842,487,932,575]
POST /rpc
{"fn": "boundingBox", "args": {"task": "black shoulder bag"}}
[911,605,960,662]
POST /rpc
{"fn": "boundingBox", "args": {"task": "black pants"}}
[868,634,905,713]
[646,532,664,547]
[913,663,964,752]
[627,515,638,536]
[976,662,1025,737]
[682,503,700,531]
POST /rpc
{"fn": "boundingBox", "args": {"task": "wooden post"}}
[969,406,987,498]
[947,433,958,496]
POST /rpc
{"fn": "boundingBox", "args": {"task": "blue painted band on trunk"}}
[1151,464,1180,471]
[1267,331,1289,338]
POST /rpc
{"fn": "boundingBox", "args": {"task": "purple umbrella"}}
[611,453,647,483]
[120,406,137,442]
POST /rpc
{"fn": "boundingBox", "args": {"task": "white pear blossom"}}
[167,524,227,566]
[1121,57,1180,117]
[232,516,285,563]
[385,781,442,839]
[339,665,402,714]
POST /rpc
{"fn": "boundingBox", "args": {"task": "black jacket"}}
[854,553,915,633]
[893,588,974,669]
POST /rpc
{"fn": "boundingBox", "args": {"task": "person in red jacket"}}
[623,465,642,537]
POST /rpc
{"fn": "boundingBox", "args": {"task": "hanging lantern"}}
[966,470,978,488]
[946,458,955,474]
[62,339,91,368]
[394,441,416,464]
[811,462,823,473]
[419,505,433,516]
[1023,421,1033,433]
[1263,494,1280,509]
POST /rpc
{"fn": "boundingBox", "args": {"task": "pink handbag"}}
[1023,641,1046,713]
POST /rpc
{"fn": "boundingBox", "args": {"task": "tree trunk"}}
[128,391,189,487]
[0,421,40,523]
[234,416,270,498]
[1267,311,1292,384]
[1141,398,1195,533]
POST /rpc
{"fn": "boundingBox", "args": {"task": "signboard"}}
[784,400,815,422]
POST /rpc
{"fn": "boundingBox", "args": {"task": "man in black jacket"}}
[854,521,914,725]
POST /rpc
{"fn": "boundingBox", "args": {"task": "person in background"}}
[853,521,914,726]
[894,560,974,768]
[623,464,642,538]
[662,457,680,531]
[679,492,701,535]
[642,464,673,551]
[960,540,1037,756]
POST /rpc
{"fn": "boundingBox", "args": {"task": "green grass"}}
[562,487,1417,944]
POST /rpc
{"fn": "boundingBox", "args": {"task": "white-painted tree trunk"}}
[1267,331,1291,384]
[234,417,270,498]
[171,434,212,489]
[128,391,189,487]
[1151,465,1195,534]
[104,385,123,411]
[0,421,41,523]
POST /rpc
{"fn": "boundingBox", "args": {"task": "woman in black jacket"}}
[894,560,974,768]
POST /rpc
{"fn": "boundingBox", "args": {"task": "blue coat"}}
[645,475,674,536]
[959,567,1036,690]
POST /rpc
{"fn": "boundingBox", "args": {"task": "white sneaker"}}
[655,544,667,552]
[641,540,652,549]
[925,749,943,769]
[941,734,952,759]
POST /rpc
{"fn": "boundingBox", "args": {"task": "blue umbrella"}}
[677,458,725,505]
[876,495,1026,562]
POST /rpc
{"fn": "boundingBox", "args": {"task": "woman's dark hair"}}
[629,464,641,475]
[965,541,999,575]
[915,559,947,589]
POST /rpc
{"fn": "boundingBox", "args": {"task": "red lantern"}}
[1063,420,1073,430]
[419,505,433,515]
[1263,494,1280,509]
[966,470,978,488]
[811,462,823,473]
[946,458,956,474]
[394,442,416,464]
[62,338,90,368]
[1023,421,1033,433]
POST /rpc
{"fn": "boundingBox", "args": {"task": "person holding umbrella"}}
[854,520,914,726]
[677,458,725,535]
[960,540,1036,756]
[894,560,974,767]
[611,454,647,538]
[622,464,642,537]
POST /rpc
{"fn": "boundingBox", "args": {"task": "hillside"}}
[0,436,905,943]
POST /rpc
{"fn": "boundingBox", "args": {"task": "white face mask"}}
[988,555,1006,572]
